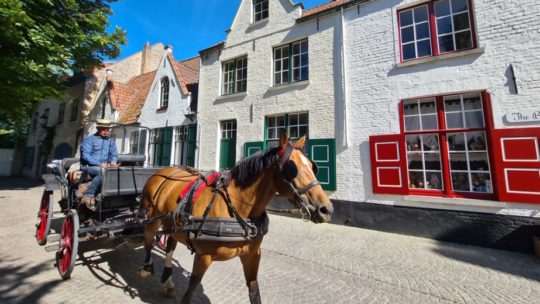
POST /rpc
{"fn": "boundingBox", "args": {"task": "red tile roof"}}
[114,71,157,124]
[172,56,200,95]
[302,0,352,17]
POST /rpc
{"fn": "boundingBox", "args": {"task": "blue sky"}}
[107,0,330,61]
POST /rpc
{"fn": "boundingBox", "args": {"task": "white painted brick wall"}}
[198,1,340,171]
[341,0,540,215]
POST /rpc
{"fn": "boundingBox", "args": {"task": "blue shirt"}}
[80,134,118,166]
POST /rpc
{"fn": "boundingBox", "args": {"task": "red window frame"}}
[397,0,478,62]
[399,91,496,200]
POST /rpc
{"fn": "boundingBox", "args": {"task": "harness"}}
[144,143,320,254]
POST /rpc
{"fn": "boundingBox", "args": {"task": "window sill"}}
[402,194,502,208]
[248,18,269,28]
[215,91,247,101]
[395,47,485,68]
[267,80,309,92]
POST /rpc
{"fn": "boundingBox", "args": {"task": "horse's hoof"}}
[138,268,152,278]
[163,287,177,298]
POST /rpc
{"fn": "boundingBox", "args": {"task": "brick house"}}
[196,0,540,252]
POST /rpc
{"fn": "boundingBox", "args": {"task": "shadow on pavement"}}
[432,242,540,282]
[0,255,62,304]
[76,240,211,303]
[0,177,42,190]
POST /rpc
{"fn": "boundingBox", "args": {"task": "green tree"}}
[0,0,126,125]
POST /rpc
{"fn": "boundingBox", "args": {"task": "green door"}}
[220,138,236,170]
[154,127,173,166]
[186,124,197,167]
[219,120,237,170]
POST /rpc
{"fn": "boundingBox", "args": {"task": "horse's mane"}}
[230,146,281,188]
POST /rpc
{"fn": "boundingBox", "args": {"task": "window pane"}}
[414,6,429,23]
[275,73,281,85]
[425,153,441,170]
[422,134,439,151]
[455,31,472,50]
[293,68,300,81]
[420,101,436,114]
[435,0,451,17]
[438,35,455,53]
[409,171,425,189]
[465,111,484,128]
[426,172,443,189]
[406,135,422,151]
[452,172,470,191]
[277,115,285,126]
[437,16,453,34]
[416,23,430,39]
[401,27,414,43]
[283,71,289,83]
[299,126,308,138]
[421,115,438,130]
[463,96,481,110]
[450,153,468,170]
[453,12,470,31]
[400,10,413,26]
[467,132,486,150]
[445,98,462,111]
[275,48,282,58]
[472,173,491,193]
[417,40,432,57]
[290,126,298,138]
[408,153,423,169]
[301,67,309,81]
[469,152,489,171]
[451,0,469,13]
[405,116,420,131]
[292,43,300,54]
[448,133,466,151]
[403,43,416,60]
[290,114,298,125]
[299,113,308,124]
[403,101,419,115]
[446,112,464,129]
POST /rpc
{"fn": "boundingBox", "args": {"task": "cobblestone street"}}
[0,178,539,304]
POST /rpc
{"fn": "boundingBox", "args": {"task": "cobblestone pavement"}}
[0,178,539,304]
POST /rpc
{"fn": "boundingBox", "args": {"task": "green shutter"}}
[307,138,336,191]
[220,138,236,170]
[244,141,264,157]
[186,124,197,167]
[161,127,173,166]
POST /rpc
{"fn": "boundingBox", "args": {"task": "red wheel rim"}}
[58,215,73,274]
[36,192,50,242]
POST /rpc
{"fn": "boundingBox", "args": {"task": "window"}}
[221,120,237,139]
[57,103,65,125]
[398,0,475,61]
[253,0,269,22]
[222,56,247,95]
[160,77,170,108]
[274,39,308,85]
[70,99,79,122]
[174,125,188,165]
[266,112,308,147]
[403,93,492,195]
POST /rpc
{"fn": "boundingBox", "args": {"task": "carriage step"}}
[47,234,60,242]
[44,244,58,252]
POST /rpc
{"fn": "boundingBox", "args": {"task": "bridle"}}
[277,144,321,221]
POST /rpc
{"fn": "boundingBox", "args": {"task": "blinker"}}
[282,160,298,182]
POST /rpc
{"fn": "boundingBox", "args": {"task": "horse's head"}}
[274,132,333,223]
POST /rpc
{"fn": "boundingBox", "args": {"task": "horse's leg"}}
[161,237,178,298]
[138,220,160,278]
[240,245,263,304]
[181,253,213,304]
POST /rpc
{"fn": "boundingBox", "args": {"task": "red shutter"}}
[492,128,540,204]
[369,134,407,195]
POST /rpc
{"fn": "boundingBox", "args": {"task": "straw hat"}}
[96,119,112,128]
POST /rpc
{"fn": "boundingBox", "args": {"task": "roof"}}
[113,71,157,124]
[300,0,370,21]
[171,55,200,95]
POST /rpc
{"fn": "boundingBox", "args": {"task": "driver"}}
[80,119,118,211]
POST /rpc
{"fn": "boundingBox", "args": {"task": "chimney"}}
[140,41,152,74]
[106,69,113,81]
[165,45,173,54]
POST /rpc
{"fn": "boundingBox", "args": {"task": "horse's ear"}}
[279,131,289,149]
[294,135,307,148]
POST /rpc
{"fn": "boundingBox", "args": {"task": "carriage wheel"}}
[35,191,54,246]
[56,209,79,280]
[156,233,170,250]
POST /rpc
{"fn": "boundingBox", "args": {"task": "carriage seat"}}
[117,154,146,166]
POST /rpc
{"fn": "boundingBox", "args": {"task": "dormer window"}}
[253,0,268,22]
[160,77,170,108]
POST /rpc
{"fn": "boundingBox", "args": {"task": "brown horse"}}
[138,133,333,304]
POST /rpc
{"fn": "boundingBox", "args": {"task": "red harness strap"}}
[179,171,220,203]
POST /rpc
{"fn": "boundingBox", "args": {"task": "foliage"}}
[0,0,126,125]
